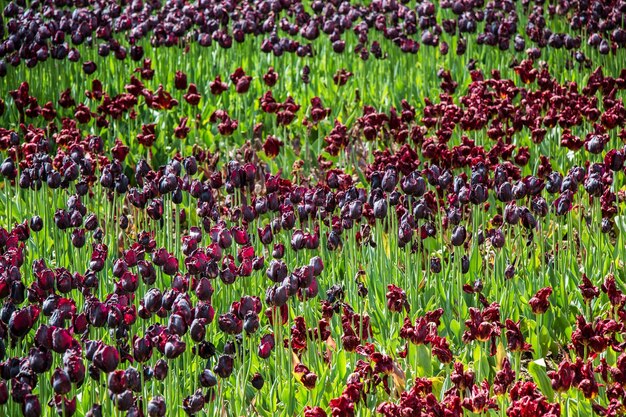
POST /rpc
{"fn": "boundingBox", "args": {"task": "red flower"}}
[183,84,201,106]
[576,359,599,399]
[294,363,317,389]
[230,68,252,93]
[145,85,178,110]
[263,67,278,87]
[259,91,279,113]
[289,316,308,353]
[40,101,57,121]
[258,333,275,359]
[324,120,348,156]
[514,60,538,84]
[309,97,331,123]
[507,381,560,417]
[74,104,92,124]
[304,406,327,417]
[174,117,190,139]
[451,362,475,391]
[209,75,228,95]
[333,69,353,86]
[385,284,409,313]
[602,274,626,308]
[578,274,600,302]
[263,136,283,158]
[58,88,76,108]
[430,336,453,363]
[137,123,157,147]
[85,79,104,101]
[370,352,393,375]
[528,287,552,314]
[174,71,188,90]
[462,380,498,413]
[547,359,575,393]
[329,395,354,417]
[505,319,532,352]
[111,139,129,161]
[493,358,515,395]
[209,109,238,136]
[135,58,154,80]
[570,316,617,357]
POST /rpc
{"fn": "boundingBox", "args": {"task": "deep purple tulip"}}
[0,380,8,405]
[22,394,41,417]
[82,61,97,74]
[154,360,168,381]
[85,404,102,417]
[107,370,127,394]
[51,368,72,395]
[214,355,234,378]
[113,390,134,411]
[183,389,205,415]
[147,396,166,417]
[93,344,119,373]
[200,369,217,388]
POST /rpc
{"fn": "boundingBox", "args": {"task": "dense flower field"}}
[1,0,626,416]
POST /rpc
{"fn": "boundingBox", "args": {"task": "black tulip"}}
[22,394,41,417]
[30,216,43,232]
[147,396,166,417]
[199,369,217,387]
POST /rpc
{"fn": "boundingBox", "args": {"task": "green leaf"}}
[614,216,626,234]
[416,344,433,377]
[528,359,554,402]
[473,344,491,381]
[469,243,481,276]
[335,350,347,381]
[449,319,461,337]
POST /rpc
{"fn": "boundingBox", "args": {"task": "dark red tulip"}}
[82,61,97,75]
[154,359,168,381]
[30,216,43,232]
[0,380,7,405]
[190,319,207,342]
[214,355,234,378]
[386,284,409,313]
[218,313,242,335]
[174,71,188,90]
[113,390,134,411]
[430,257,442,274]
[64,357,85,384]
[93,344,120,373]
[162,256,179,275]
[182,389,205,415]
[304,406,328,417]
[209,76,228,95]
[9,306,38,338]
[133,336,152,363]
[22,394,41,417]
[260,135,283,159]
[147,396,166,417]
[107,370,127,394]
[183,84,201,106]
[85,404,102,417]
[263,67,278,86]
[579,274,600,302]
[199,369,217,388]
[258,333,275,359]
[529,287,552,314]
[51,368,72,395]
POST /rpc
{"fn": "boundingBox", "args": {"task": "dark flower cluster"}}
[2,0,626,74]
[2,12,626,415]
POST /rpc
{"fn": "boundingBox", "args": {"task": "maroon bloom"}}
[263,136,283,158]
[528,287,552,314]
